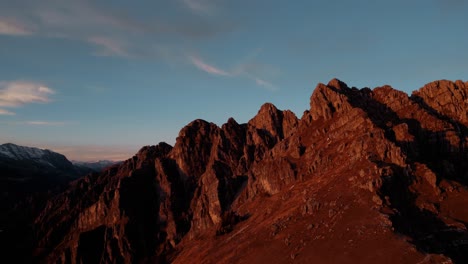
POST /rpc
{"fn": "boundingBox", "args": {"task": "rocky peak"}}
[327,78,349,90]
[309,78,355,121]
[136,142,172,159]
[373,85,406,99]
[248,103,282,134]
[371,85,410,113]
[248,102,298,140]
[176,119,217,139]
[223,117,240,129]
[220,117,246,164]
[169,119,220,178]
[412,80,468,125]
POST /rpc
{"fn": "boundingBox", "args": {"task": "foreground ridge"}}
[24,79,468,263]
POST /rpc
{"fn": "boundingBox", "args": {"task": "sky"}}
[0,0,467,161]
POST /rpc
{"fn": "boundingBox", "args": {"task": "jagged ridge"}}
[29,79,468,264]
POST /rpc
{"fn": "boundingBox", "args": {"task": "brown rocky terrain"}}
[26,79,468,263]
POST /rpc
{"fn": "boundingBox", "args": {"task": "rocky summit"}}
[20,79,468,263]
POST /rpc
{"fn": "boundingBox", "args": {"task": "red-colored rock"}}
[25,79,468,264]
[413,80,468,125]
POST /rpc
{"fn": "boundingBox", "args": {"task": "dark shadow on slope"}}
[119,156,198,263]
[32,172,104,262]
[158,158,196,242]
[410,95,468,182]
[213,161,250,235]
[77,225,106,264]
[119,164,164,263]
[216,211,251,236]
[329,85,468,185]
[328,85,468,262]
[377,161,468,263]
[0,158,85,263]
[213,161,248,213]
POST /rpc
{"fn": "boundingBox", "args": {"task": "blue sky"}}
[0,0,467,161]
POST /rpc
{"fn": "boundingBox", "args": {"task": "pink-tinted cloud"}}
[189,55,230,76]
[188,54,279,90]
[0,19,33,36]
[0,109,15,115]
[24,121,67,126]
[254,78,276,90]
[0,1,235,58]
[0,82,55,114]
[182,0,217,14]
[88,36,130,57]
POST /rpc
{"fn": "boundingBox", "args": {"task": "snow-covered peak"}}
[0,143,52,160]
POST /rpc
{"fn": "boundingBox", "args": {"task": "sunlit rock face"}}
[28,79,468,264]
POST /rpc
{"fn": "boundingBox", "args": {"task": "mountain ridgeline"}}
[0,143,118,261]
[13,79,468,263]
[0,143,84,210]
[0,143,115,207]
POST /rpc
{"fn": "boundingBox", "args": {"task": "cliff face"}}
[31,79,468,263]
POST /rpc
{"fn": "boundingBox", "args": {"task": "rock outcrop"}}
[23,79,468,263]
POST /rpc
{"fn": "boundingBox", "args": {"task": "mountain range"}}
[0,143,119,261]
[73,160,120,173]
[0,143,117,202]
[0,143,81,208]
[3,79,468,263]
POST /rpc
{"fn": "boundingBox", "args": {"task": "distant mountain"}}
[0,143,98,261]
[0,143,90,210]
[0,143,119,210]
[0,142,89,181]
[73,160,120,172]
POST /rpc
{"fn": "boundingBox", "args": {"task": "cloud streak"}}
[0,109,15,115]
[24,121,67,126]
[88,36,130,57]
[189,55,231,76]
[254,78,276,91]
[0,19,33,36]
[182,0,217,15]
[0,81,54,107]
[0,1,235,58]
[0,120,75,126]
[0,81,55,115]
[188,54,279,90]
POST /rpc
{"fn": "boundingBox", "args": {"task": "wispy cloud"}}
[0,1,235,58]
[189,55,231,76]
[0,109,15,115]
[182,0,217,15]
[0,120,75,126]
[254,78,276,91]
[0,19,33,36]
[0,81,55,115]
[188,53,279,90]
[88,36,130,57]
[24,121,67,126]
